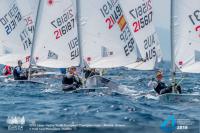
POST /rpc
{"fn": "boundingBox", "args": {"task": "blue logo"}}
[160,115,177,133]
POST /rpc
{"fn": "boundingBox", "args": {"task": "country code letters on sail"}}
[144,33,156,61]
[68,37,79,60]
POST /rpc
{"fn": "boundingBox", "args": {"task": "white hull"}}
[85,75,120,89]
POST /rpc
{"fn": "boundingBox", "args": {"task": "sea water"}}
[0,61,199,133]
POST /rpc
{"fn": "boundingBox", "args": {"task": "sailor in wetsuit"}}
[83,67,100,79]
[13,60,28,80]
[62,66,82,91]
[148,71,181,95]
[2,65,12,76]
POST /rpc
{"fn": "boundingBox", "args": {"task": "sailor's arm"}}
[148,80,158,88]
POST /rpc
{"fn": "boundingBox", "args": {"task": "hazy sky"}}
[154,0,171,60]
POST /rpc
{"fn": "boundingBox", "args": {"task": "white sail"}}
[174,0,200,73]
[121,0,162,70]
[0,0,32,67]
[16,0,39,41]
[78,0,138,68]
[32,0,80,68]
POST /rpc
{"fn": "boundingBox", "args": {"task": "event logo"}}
[48,50,58,60]
[160,115,176,133]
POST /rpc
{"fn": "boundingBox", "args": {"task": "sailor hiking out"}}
[13,60,28,80]
[148,70,182,95]
[2,65,12,76]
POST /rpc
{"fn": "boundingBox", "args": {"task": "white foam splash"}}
[192,98,200,102]
[144,94,159,100]
[42,89,54,93]
[115,85,137,95]
[6,116,25,125]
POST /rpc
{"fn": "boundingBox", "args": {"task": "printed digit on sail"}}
[0,4,22,35]
[100,1,122,30]
[24,16,34,34]
[129,0,153,33]
[188,9,200,37]
[51,8,75,40]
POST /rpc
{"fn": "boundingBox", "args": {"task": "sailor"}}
[148,70,181,95]
[62,66,82,90]
[13,60,28,80]
[2,65,12,76]
[83,67,100,79]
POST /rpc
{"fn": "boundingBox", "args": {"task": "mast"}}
[28,0,41,80]
[76,0,84,69]
[170,0,176,93]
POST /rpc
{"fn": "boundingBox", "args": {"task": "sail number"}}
[129,0,153,33]
[144,34,156,61]
[132,11,153,33]
[53,19,75,40]
[51,9,75,40]
[189,10,200,35]
[24,16,34,34]
[100,1,122,30]
[0,4,22,35]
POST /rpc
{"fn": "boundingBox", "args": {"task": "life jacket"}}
[3,65,12,76]
[13,66,21,80]
[62,75,82,88]
[154,81,167,94]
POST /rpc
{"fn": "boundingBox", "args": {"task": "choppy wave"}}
[0,62,200,133]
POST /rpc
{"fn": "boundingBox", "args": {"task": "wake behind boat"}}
[159,93,200,103]
[5,79,48,85]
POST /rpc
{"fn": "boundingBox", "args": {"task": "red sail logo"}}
[48,0,54,6]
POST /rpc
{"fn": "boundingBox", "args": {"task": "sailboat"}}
[75,0,139,88]
[120,0,162,70]
[28,0,80,81]
[77,0,138,68]
[0,0,32,80]
[160,0,200,101]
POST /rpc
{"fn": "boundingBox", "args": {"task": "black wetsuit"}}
[84,69,100,79]
[62,75,82,90]
[155,81,181,95]
[13,66,28,80]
